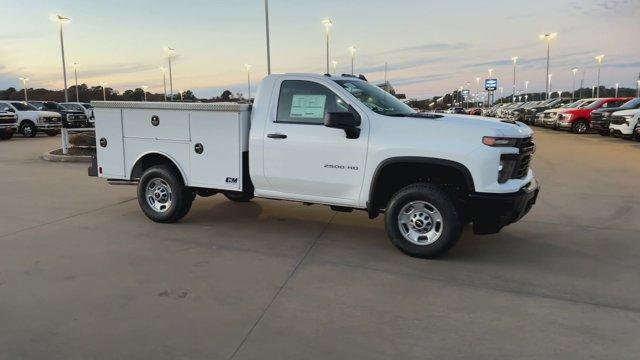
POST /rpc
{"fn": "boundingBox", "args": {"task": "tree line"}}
[0,84,242,103]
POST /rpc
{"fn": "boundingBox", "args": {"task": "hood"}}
[440,114,533,138]
[612,109,640,117]
[37,111,62,117]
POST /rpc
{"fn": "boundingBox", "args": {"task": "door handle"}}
[267,133,287,139]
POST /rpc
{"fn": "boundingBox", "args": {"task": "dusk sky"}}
[1,0,639,99]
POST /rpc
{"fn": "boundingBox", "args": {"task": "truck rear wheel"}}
[20,121,37,138]
[137,165,193,223]
[384,183,462,258]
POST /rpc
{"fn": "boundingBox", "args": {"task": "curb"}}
[42,150,93,163]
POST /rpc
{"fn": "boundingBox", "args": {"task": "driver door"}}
[261,78,368,205]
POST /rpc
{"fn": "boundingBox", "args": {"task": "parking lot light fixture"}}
[72,62,80,102]
[54,15,71,102]
[164,46,175,101]
[179,90,184,102]
[159,67,167,101]
[615,83,619,97]
[488,68,493,78]
[499,87,503,103]
[511,56,518,102]
[19,77,29,101]
[571,68,578,98]
[322,19,333,74]
[539,32,557,99]
[244,63,252,100]
[595,54,604,98]
[100,82,107,101]
[331,60,338,74]
[548,74,553,94]
[348,46,356,74]
[141,86,148,102]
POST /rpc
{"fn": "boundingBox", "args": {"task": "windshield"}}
[44,102,63,110]
[562,100,586,108]
[620,98,640,109]
[584,100,601,109]
[11,102,37,111]
[334,80,415,116]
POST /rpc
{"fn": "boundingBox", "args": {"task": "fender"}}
[367,156,475,218]
[130,151,189,184]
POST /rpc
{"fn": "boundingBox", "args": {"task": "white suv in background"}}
[0,101,62,137]
[609,109,640,139]
[61,102,95,127]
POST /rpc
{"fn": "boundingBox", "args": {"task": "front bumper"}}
[468,178,539,235]
[38,122,62,130]
[0,125,18,133]
[591,121,610,131]
[543,119,558,128]
[556,121,573,130]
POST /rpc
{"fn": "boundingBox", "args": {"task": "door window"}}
[276,80,352,124]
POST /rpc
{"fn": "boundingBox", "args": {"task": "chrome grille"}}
[511,137,534,180]
[610,116,626,125]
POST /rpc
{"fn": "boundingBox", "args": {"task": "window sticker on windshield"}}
[290,94,326,118]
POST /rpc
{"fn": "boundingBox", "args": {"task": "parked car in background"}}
[635,121,640,141]
[60,102,95,127]
[556,97,632,134]
[0,108,18,140]
[467,107,482,115]
[609,109,640,139]
[539,99,597,128]
[591,97,640,136]
[0,101,62,137]
[29,101,88,129]
[508,101,542,122]
[445,107,466,114]
[524,98,574,125]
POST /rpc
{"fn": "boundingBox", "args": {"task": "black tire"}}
[384,183,462,259]
[572,120,589,134]
[45,130,58,136]
[137,165,193,223]
[0,132,13,140]
[20,121,37,138]
[598,130,609,136]
[223,191,254,202]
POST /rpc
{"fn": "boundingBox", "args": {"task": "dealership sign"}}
[485,79,497,91]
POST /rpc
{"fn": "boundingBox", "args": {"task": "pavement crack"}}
[228,212,337,360]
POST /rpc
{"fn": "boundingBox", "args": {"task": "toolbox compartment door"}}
[95,108,125,178]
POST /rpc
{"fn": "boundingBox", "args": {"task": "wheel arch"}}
[130,151,188,184]
[367,157,475,219]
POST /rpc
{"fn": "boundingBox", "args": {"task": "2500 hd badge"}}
[324,164,359,170]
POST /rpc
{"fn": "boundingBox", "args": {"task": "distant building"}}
[377,81,406,99]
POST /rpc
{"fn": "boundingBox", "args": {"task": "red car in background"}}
[556,97,632,134]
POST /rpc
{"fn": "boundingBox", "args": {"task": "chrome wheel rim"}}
[23,125,33,136]
[576,122,587,133]
[145,178,172,213]
[397,200,444,245]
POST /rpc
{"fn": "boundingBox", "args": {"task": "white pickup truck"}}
[89,73,539,258]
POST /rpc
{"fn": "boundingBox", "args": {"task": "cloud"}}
[382,42,472,54]
[385,73,453,87]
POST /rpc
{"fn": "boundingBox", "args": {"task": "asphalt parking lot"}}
[1,130,639,359]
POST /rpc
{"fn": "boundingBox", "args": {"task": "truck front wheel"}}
[137,165,193,223]
[384,183,462,258]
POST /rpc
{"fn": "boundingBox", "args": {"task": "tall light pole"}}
[55,15,71,102]
[331,60,338,74]
[19,77,29,101]
[525,80,529,101]
[159,67,167,101]
[264,0,271,75]
[348,46,356,75]
[615,82,619,97]
[539,32,557,99]
[475,76,480,100]
[571,68,578,99]
[72,62,80,102]
[637,80,640,97]
[384,62,388,84]
[322,19,333,74]
[179,90,184,102]
[165,46,175,101]
[499,87,504,104]
[595,54,604,98]
[244,63,252,100]
[511,56,518,102]
[100,82,107,101]
[141,86,148,102]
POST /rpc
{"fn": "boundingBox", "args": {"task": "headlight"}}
[482,136,518,147]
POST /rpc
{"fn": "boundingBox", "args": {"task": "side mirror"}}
[324,112,361,139]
